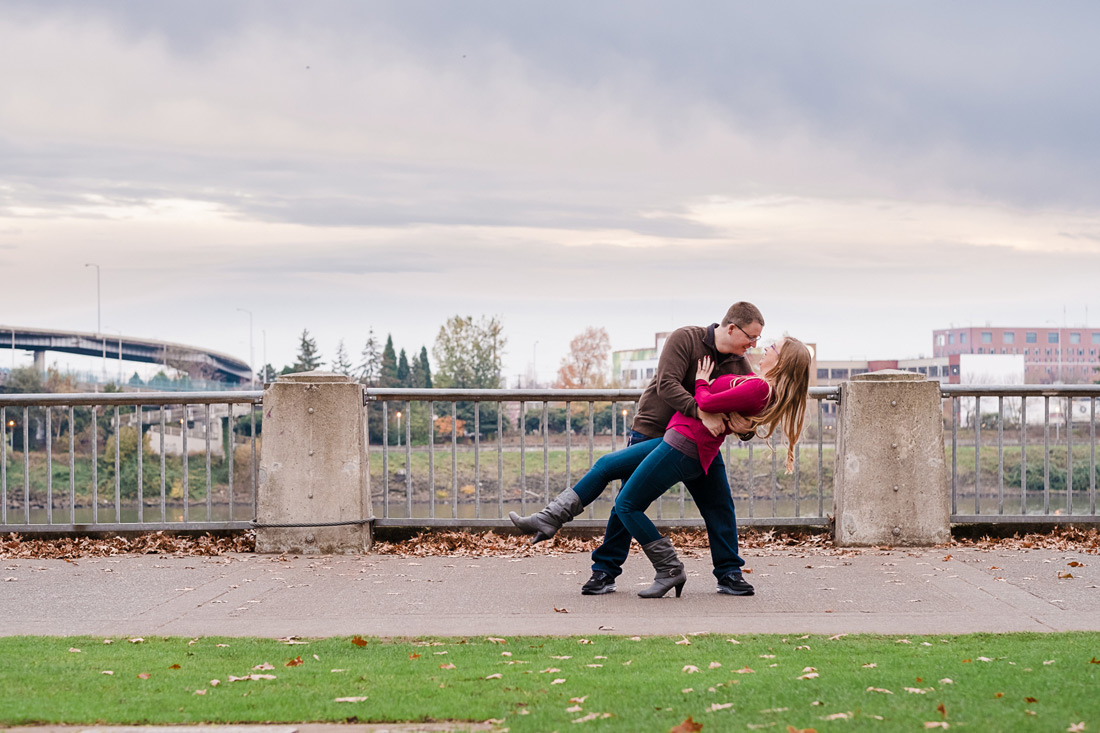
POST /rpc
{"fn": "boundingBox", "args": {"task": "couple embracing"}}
[511,302,811,598]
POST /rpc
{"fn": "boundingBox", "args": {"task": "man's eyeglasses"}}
[733,323,759,344]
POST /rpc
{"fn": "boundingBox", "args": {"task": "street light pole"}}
[237,308,254,389]
[532,340,539,388]
[105,327,123,383]
[84,263,104,385]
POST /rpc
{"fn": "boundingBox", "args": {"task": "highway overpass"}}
[0,325,252,385]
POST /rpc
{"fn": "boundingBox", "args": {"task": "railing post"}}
[256,371,372,553]
[834,370,950,546]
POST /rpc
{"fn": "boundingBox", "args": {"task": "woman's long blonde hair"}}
[749,336,811,474]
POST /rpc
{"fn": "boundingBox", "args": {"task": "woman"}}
[616,336,812,598]
[510,336,804,543]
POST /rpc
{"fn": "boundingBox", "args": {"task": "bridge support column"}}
[834,370,950,547]
[33,350,46,374]
[256,371,373,553]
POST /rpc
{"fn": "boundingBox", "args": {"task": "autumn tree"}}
[555,326,611,388]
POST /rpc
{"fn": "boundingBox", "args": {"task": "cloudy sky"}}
[2,1,1099,384]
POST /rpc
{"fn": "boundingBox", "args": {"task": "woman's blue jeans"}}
[591,440,745,580]
[570,438,661,505]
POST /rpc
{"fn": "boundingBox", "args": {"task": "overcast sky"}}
[2,1,1099,383]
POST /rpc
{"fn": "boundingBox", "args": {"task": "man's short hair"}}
[720,301,764,328]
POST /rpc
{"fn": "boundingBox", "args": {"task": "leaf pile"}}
[371,528,837,558]
[952,526,1100,555]
[0,531,255,559]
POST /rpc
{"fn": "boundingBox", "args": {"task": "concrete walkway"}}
[2,546,1097,638]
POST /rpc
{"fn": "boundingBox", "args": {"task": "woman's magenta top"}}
[665,374,771,472]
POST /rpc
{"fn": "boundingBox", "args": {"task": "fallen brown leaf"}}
[285,656,304,667]
[351,636,368,647]
[137,673,150,680]
[0,530,255,559]
[168,664,181,670]
[670,716,704,733]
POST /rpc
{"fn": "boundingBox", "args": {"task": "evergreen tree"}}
[419,345,432,388]
[332,339,354,377]
[293,329,323,371]
[358,328,382,386]
[257,364,278,383]
[380,334,399,387]
[397,348,411,386]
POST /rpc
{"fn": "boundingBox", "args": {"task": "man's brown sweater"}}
[630,324,753,439]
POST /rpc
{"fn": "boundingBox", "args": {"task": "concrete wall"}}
[834,370,950,547]
[256,371,372,554]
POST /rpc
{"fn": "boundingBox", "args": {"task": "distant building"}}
[813,357,951,388]
[813,356,949,422]
[612,332,819,391]
[612,332,670,388]
[933,326,1100,384]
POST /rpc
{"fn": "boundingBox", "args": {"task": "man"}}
[581,301,762,597]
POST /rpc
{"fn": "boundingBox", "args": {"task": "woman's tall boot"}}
[508,488,584,544]
[638,536,687,598]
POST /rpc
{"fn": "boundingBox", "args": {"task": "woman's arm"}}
[694,375,769,415]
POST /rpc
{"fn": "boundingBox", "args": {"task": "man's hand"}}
[698,409,726,437]
[724,411,753,435]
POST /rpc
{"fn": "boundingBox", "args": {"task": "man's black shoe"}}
[717,571,755,596]
[580,571,617,595]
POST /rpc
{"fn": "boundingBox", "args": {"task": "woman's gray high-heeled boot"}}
[508,488,584,544]
[638,536,687,598]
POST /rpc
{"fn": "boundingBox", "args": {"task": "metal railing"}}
[941,384,1100,523]
[7,383,1094,535]
[363,386,841,529]
[0,391,262,532]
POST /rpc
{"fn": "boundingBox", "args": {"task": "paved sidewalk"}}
[2,546,1097,637]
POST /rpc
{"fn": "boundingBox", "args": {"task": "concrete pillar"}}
[256,371,372,554]
[834,370,950,546]
[33,350,46,374]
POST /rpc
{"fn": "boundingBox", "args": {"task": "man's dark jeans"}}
[590,431,745,580]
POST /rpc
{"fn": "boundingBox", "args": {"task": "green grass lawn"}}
[2,633,1097,730]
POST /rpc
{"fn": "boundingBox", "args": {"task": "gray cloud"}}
[6,2,1100,210]
[4,2,1100,373]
